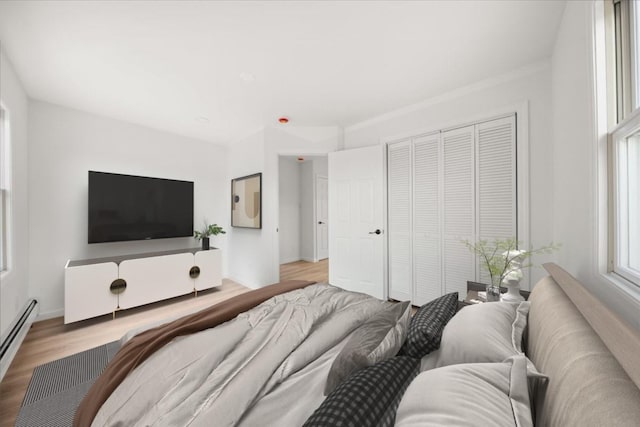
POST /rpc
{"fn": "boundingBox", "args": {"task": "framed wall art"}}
[231,172,262,229]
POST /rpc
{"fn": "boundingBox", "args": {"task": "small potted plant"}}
[463,238,560,302]
[194,223,226,250]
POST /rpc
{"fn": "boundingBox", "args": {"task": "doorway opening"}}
[278,155,328,281]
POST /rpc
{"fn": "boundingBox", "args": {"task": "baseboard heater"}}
[0,299,39,382]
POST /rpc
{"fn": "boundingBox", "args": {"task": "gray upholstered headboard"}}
[527,263,640,426]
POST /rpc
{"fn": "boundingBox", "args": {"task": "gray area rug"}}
[16,341,120,427]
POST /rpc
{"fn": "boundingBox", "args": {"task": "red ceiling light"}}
[278,117,289,124]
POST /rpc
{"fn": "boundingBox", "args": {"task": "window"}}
[0,106,9,273]
[612,121,640,284]
[609,0,640,286]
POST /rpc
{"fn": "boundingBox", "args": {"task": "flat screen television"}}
[88,171,194,244]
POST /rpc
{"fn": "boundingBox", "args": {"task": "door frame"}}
[276,147,389,299]
[314,174,328,262]
[276,153,330,269]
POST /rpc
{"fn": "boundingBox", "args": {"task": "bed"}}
[73,264,640,426]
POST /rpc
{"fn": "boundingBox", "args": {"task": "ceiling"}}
[0,1,566,146]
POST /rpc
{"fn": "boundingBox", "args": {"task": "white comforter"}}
[93,284,385,427]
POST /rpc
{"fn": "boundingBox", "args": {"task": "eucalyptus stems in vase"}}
[463,238,560,302]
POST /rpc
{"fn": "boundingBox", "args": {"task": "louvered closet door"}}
[442,126,476,297]
[388,140,412,301]
[476,116,517,283]
[413,133,442,305]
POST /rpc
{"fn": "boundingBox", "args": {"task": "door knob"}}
[369,229,383,235]
[318,221,325,225]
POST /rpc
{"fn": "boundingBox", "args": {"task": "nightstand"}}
[464,281,530,304]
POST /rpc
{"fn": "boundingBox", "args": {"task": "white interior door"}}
[329,145,385,299]
[413,133,443,305]
[387,140,412,302]
[475,116,517,283]
[442,125,476,297]
[316,175,329,260]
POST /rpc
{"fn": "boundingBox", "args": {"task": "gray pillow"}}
[324,301,411,395]
[396,355,543,427]
[433,301,531,369]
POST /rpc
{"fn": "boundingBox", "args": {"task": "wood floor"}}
[0,260,327,427]
[280,258,328,283]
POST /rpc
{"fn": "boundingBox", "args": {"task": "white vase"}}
[501,278,524,302]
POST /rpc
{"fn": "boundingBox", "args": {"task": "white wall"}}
[299,156,328,262]
[0,52,30,339]
[227,130,268,287]
[28,101,229,319]
[551,1,640,331]
[344,63,555,287]
[300,161,314,261]
[313,156,328,177]
[278,157,301,264]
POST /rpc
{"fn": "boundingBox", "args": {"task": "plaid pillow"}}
[400,292,458,358]
[304,356,419,427]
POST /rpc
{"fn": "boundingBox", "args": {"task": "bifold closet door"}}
[412,133,442,305]
[476,116,517,283]
[442,125,476,297]
[387,114,517,303]
[388,140,412,301]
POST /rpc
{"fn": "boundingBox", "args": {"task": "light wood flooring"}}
[280,258,328,283]
[0,260,327,427]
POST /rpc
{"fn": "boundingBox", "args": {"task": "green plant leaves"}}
[463,238,560,285]
[194,223,226,240]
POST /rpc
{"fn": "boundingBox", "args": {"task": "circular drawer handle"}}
[110,278,127,295]
[190,266,201,279]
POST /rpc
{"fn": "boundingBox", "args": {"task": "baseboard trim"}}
[36,308,64,322]
[0,299,39,382]
[225,275,259,290]
[280,257,302,265]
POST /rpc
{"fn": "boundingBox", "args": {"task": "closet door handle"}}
[369,229,383,235]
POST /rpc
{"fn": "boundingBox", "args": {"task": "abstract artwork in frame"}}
[231,173,262,229]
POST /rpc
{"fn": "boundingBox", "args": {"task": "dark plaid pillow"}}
[303,356,419,427]
[400,292,459,358]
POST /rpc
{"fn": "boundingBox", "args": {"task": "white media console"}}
[64,248,221,324]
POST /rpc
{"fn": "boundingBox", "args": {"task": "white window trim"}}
[593,0,640,294]
[0,103,12,280]
[610,111,640,285]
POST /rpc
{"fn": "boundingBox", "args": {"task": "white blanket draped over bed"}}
[93,284,386,427]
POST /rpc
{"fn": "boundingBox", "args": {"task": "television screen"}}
[88,171,194,243]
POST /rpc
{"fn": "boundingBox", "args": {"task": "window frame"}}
[0,104,10,275]
[610,109,640,286]
[607,0,640,288]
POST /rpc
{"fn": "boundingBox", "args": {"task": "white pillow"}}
[396,355,538,427]
[434,301,531,368]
